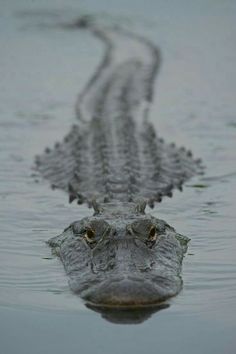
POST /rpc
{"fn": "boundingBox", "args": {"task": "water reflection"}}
[86,303,170,324]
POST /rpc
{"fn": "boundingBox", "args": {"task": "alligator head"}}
[48,201,189,313]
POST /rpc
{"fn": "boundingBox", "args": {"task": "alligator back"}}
[35,21,200,207]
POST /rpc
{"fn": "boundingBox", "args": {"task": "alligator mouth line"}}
[86,301,170,324]
[85,299,170,310]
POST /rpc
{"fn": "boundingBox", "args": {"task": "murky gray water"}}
[1,0,236,353]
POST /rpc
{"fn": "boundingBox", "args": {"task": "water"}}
[0,0,236,353]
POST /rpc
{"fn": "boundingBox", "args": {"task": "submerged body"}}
[36,16,201,311]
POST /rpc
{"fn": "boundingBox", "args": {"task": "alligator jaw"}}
[80,276,182,309]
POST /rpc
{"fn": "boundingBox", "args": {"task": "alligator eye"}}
[84,228,96,245]
[148,226,157,242]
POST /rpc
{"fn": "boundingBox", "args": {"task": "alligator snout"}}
[82,277,167,307]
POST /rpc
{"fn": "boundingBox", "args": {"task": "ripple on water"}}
[0,6,236,320]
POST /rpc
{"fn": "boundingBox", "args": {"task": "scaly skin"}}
[35,16,201,316]
[48,201,189,309]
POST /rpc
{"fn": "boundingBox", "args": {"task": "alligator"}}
[35,16,201,321]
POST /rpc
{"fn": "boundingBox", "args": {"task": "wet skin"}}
[48,203,189,309]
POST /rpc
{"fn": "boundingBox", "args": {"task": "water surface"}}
[0,0,236,353]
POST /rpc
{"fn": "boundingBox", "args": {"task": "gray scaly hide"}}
[35,18,201,207]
